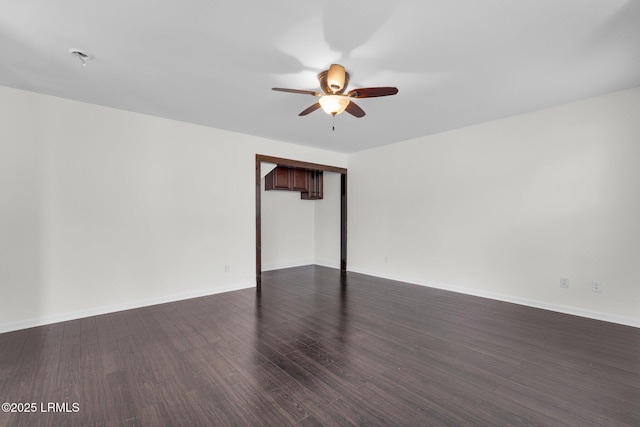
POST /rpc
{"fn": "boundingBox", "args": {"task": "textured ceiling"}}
[1,0,639,153]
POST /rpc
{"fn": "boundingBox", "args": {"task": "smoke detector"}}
[69,48,91,66]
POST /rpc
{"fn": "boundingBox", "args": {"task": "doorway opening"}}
[255,154,347,287]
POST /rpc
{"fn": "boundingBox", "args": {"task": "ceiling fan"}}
[272,64,398,124]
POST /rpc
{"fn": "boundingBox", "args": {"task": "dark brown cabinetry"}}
[265,166,323,200]
[265,167,293,190]
[292,168,309,192]
[301,170,323,200]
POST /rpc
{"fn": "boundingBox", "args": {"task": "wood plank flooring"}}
[1,265,639,426]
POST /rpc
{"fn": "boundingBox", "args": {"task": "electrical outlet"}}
[224,265,229,273]
[560,277,569,288]
[592,281,601,293]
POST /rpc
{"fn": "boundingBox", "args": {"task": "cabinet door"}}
[301,170,323,200]
[265,167,292,190]
[291,168,309,191]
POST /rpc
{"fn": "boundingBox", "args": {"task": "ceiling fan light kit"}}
[319,95,350,116]
[273,63,398,129]
[326,63,346,93]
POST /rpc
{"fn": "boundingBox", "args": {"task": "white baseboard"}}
[5,268,636,334]
[314,259,341,269]
[0,282,254,334]
[347,268,640,329]
[263,260,340,270]
[261,260,316,272]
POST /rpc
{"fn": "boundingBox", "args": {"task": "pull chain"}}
[332,114,335,131]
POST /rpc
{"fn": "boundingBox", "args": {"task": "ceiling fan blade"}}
[347,87,399,98]
[272,88,320,96]
[299,103,322,116]
[345,101,366,118]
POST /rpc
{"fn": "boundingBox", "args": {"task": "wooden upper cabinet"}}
[291,168,308,192]
[265,166,292,190]
[301,170,323,200]
[265,166,323,200]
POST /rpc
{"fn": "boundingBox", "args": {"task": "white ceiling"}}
[2,0,639,153]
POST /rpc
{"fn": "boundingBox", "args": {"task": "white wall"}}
[261,181,315,271]
[261,169,342,271]
[0,85,346,332]
[4,82,637,331]
[348,87,640,327]
[0,84,44,329]
[314,172,342,268]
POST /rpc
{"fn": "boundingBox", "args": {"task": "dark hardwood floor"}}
[1,265,639,426]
